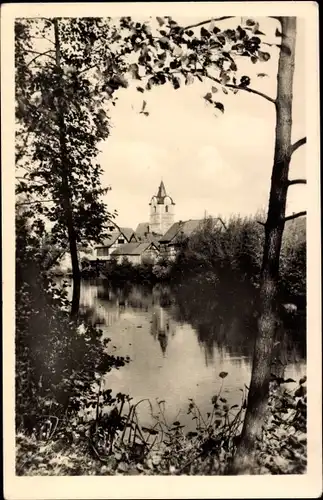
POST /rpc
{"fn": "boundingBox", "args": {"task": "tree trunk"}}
[53,19,81,317]
[230,17,297,474]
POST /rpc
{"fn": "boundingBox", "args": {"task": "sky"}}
[96,16,306,230]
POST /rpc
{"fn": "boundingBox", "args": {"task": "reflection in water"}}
[74,280,306,425]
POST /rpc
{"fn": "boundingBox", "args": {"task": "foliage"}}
[280,218,306,302]
[16,210,129,440]
[16,375,306,476]
[170,215,306,302]
[15,18,121,250]
[80,257,157,285]
[118,16,274,112]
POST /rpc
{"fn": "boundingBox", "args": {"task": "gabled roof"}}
[120,227,136,242]
[98,231,121,247]
[96,227,136,248]
[136,222,150,237]
[140,233,161,245]
[159,220,203,244]
[160,218,226,244]
[111,242,159,256]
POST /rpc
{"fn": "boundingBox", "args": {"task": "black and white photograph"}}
[2,2,321,498]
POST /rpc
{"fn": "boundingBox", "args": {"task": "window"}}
[118,238,125,244]
[154,206,156,213]
[97,247,110,257]
[165,206,168,213]
[109,226,115,231]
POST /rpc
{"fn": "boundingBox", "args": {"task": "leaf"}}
[211,86,218,93]
[185,73,194,85]
[220,70,230,85]
[299,376,307,385]
[117,461,128,473]
[295,385,306,398]
[136,87,145,93]
[172,421,181,426]
[257,73,268,78]
[258,51,271,62]
[275,27,283,37]
[246,19,256,27]
[171,76,181,90]
[277,44,291,56]
[129,63,140,80]
[283,378,296,384]
[141,100,147,112]
[156,16,165,26]
[203,92,213,103]
[219,397,227,403]
[219,371,228,378]
[231,404,239,409]
[201,27,210,38]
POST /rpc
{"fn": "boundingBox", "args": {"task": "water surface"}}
[76,280,306,426]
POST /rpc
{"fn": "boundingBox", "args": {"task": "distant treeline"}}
[81,214,306,307]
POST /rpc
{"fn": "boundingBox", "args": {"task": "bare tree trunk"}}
[230,17,297,474]
[53,19,81,317]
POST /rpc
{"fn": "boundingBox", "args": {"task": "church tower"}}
[149,181,175,235]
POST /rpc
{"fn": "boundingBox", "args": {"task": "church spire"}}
[156,180,167,200]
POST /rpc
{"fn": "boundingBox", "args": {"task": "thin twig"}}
[180,16,234,33]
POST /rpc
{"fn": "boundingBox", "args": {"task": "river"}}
[73,279,306,427]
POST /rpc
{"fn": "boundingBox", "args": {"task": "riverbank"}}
[16,374,307,476]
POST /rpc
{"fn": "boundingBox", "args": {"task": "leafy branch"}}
[205,71,276,104]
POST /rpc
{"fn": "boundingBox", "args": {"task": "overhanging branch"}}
[291,137,306,155]
[180,16,234,32]
[205,73,275,104]
[284,211,306,222]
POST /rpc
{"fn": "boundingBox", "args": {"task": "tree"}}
[120,15,306,472]
[15,17,129,315]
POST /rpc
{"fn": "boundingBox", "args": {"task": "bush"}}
[169,215,306,303]
[16,211,129,442]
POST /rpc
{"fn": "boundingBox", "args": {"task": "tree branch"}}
[288,179,307,186]
[291,137,306,155]
[26,49,56,67]
[16,199,55,206]
[180,16,234,32]
[205,73,276,104]
[284,211,306,222]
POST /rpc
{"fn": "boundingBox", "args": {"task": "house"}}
[110,242,160,265]
[94,226,137,261]
[159,218,225,260]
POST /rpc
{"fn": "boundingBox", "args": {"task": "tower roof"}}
[153,180,175,205]
[157,180,167,200]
